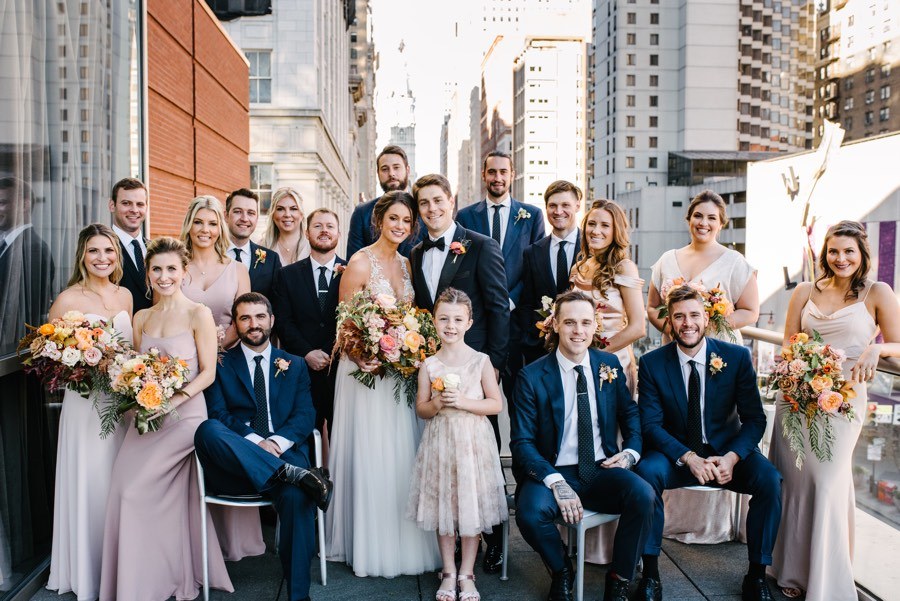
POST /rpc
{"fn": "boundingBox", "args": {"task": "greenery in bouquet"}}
[769,331,857,469]
[657,278,736,341]
[535,295,608,350]
[17,310,127,398]
[96,347,189,438]
[334,290,440,406]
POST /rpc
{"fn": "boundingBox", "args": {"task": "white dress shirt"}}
[0,224,31,258]
[676,338,709,444]
[485,194,511,247]
[549,229,579,284]
[227,241,252,266]
[310,255,337,292]
[423,222,456,302]
[240,343,294,453]
[543,350,640,488]
[112,224,146,269]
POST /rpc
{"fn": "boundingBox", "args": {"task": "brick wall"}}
[147,0,249,237]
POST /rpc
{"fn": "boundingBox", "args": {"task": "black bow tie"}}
[422,237,446,252]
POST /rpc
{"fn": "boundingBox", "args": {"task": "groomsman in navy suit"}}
[346,145,425,258]
[196,292,332,601]
[635,285,781,601]
[519,180,583,368]
[512,290,654,601]
[272,208,345,437]
[224,188,282,299]
[108,177,151,312]
[457,151,545,407]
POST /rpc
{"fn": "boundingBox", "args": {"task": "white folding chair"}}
[197,428,327,601]
[500,494,515,581]
[556,510,620,601]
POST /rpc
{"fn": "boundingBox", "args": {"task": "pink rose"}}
[379,334,398,354]
[817,390,843,414]
[82,346,102,366]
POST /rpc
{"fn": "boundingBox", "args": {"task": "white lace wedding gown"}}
[325,249,441,577]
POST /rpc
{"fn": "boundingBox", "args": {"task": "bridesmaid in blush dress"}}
[99,237,233,601]
[179,196,261,562]
[645,190,759,546]
[568,199,645,565]
[46,224,132,600]
[770,221,900,601]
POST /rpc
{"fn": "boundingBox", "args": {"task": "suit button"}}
[319,322,325,327]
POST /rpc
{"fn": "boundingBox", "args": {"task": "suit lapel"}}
[589,350,609,437]
[536,236,556,293]
[474,200,490,236]
[664,344,689,426]
[297,259,320,316]
[436,224,466,294]
[268,348,284,426]
[248,241,259,273]
[703,339,720,433]
[230,346,255,400]
[502,199,521,257]
[544,353,567,454]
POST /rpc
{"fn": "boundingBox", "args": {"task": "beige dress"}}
[650,247,756,544]
[769,293,874,601]
[99,331,233,600]
[407,353,508,537]
[181,259,265,561]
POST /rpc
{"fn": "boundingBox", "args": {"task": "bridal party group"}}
[30,144,900,601]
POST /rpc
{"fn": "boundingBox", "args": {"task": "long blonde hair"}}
[573,199,631,300]
[263,187,308,260]
[67,223,124,287]
[180,195,230,261]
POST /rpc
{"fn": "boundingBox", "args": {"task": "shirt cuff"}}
[624,449,640,464]
[543,472,564,488]
[245,433,264,445]
[269,435,294,453]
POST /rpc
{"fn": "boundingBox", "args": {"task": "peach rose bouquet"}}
[17,311,127,397]
[769,330,856,468]
[96,347,190,437]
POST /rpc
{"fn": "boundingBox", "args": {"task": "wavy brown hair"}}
[816,220,871,300]
[67,223,124,287]
[573,199,631,300]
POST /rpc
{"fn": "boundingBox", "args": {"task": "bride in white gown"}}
[325,191,441,577]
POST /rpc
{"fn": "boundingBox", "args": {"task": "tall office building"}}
[813,0,900,144]
[587,0,815,200]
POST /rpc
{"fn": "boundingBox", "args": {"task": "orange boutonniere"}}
[709,353,727,376]
[254,248,267,268]
[335,263,346,275]
[274,357,290,377]
[449,239,470,263]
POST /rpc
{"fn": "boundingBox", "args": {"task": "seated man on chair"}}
[635,284,781,601]
[196,292,332,601]
[511,290,655,601]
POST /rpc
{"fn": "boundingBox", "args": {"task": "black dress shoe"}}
[603,573,630,601]
[276,464,333,511]
[741,574,775,601]
[546,562,574,601]
[635,576,662,601]
[481,543,503,574]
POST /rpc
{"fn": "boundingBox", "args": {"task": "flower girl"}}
[407,288,508,601]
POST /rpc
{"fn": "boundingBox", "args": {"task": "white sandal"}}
[457,573,480,601]
[436,572,457,601]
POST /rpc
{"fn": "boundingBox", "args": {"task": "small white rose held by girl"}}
[442,373,461,390]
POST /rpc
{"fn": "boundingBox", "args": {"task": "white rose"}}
[443,373,461,390]
[82,347,102,366]
[541,296,554,313]
[60,347,81,367]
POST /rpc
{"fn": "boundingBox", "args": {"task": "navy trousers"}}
[194,420,316,601]
[635,449,782,564]
[515,464,655,580]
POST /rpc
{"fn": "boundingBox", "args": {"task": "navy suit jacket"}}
[510,349,641,485]
[346,197,426,259]
[271,256,345,357]
[246,241,282,300]
[204,345,316,453]
[638,337,766,462]
[456,198,545,307]
[410,223,509,370]
[118,238,151,313]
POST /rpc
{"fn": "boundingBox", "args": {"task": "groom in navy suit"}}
[196,292,332,601]
[512,290,654,601]
[634,285,781,601]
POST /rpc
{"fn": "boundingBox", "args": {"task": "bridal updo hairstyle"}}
[816,220,871,300]
[67,223,124,287]
[373,190,419,238]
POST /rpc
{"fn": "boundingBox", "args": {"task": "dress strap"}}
[860,281,874,302]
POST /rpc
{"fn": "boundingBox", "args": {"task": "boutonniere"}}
[449,239,471,263]
[709,353,727,376]
[274,357,291,377]
[253,248,267,268]
[334,263,346,275]
[514,207,531,223]
[598,363,618,390]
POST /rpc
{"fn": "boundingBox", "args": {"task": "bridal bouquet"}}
[96,347,190,437]
[769,331,856,469]
[335,290,440,406]
[535,295,608,349]
[657,278,736,341]
[17,311,127,397]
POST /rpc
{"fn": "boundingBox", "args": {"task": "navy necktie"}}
[317,266,329,311]
[687,360,704,454]
[251,355,270,437]
[491,205,502,245]
[131,239,145,279]
[233,247,243,263]
[574,365,599,484]
[556,241,569,293]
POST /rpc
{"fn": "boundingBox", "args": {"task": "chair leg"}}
[317,508,327,586]
[201,498,210,601]
[500,518,509,581]
[575,523,585,601]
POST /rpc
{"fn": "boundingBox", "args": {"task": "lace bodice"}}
[363,248,414,303]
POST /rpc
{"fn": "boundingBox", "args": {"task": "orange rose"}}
[74,328,94,350]
[136,382,163,410]
[817,390,843,414]
[38,323,55,336]
[789,332,809,345]
[712,301,729,316]
[404,330,423,353]
[432,377,445,392]
[808,374,833,394]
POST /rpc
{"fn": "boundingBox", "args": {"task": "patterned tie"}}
[574,365,599,484]
[251,355,270,437]
[687,360,704,454]
[131,239,145,279]
[555,240,569,293]
[491,205,502,245]
[233,247,243,264]
[317,266,329,312]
